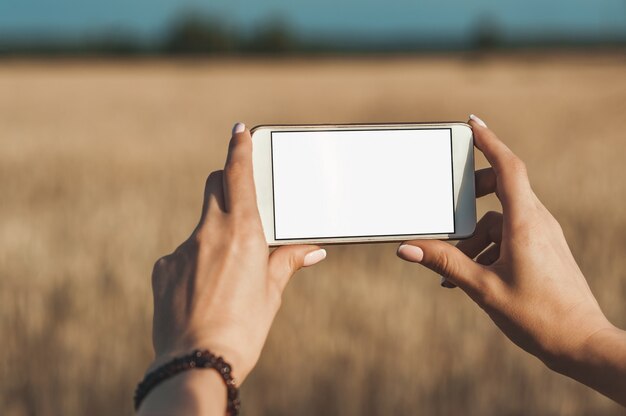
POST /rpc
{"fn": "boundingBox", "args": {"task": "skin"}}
[397,117,626,406]
[137,124,326,415]
[138,118,626,414]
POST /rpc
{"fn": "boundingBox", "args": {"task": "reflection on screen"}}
[271,128,454,240]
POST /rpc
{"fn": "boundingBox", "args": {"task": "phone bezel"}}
[251,122,476,246]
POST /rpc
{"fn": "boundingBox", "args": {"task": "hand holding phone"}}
[398,116,626,407]
[141,123,327,414]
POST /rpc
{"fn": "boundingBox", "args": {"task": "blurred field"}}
[1,53,626,415]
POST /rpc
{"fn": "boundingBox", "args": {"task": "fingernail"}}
[440,277,455,289]
[303,249,327,267]
[232,122,246,135]
[397,244,424,263]
[469,114,487,128]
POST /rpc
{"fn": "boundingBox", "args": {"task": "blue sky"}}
[1,0,625,42]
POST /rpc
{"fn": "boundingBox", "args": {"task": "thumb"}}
[268,245,326,293]
[397,240,484,291]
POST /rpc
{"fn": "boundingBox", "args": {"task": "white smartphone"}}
[251,122,476,246]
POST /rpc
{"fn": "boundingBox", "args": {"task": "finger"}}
[198,170,226,223]
[476,244,500,266]
[469,115,534,216]
[455,211,503,259]
[268,246,326,294]
[475,168,496,198]
[223,122,258,215]
[397,240,486,293]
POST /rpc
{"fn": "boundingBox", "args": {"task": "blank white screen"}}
[271,129,454,239]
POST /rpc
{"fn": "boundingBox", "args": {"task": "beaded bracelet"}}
[134,349,241,415]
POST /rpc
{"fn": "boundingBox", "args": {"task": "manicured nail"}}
[232,122,246,135]
[397,244,424,263]
[469,114,487,128]
[440,277,455,289]
[303,249,327,267]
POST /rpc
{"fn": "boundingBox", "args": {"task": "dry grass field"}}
[1,53,626,415]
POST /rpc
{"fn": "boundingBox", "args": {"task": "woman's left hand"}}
[148,123,326,384]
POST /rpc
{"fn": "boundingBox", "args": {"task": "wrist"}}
[572,325,626,367]
[544,319,620,374]
[137,366,226,415]
[545,324,626,406]
[151,340,249,383]
[138,349,241,415]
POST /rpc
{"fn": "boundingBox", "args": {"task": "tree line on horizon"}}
[1,12,625,56]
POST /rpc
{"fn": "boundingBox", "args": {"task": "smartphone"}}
[251,122,476,246]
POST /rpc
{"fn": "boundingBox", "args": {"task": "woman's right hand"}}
[397,115,626,406]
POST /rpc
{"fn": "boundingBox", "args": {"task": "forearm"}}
[555,326,626,406]
[137,369,226,416]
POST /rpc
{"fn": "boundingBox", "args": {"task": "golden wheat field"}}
[1,53,626,416]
